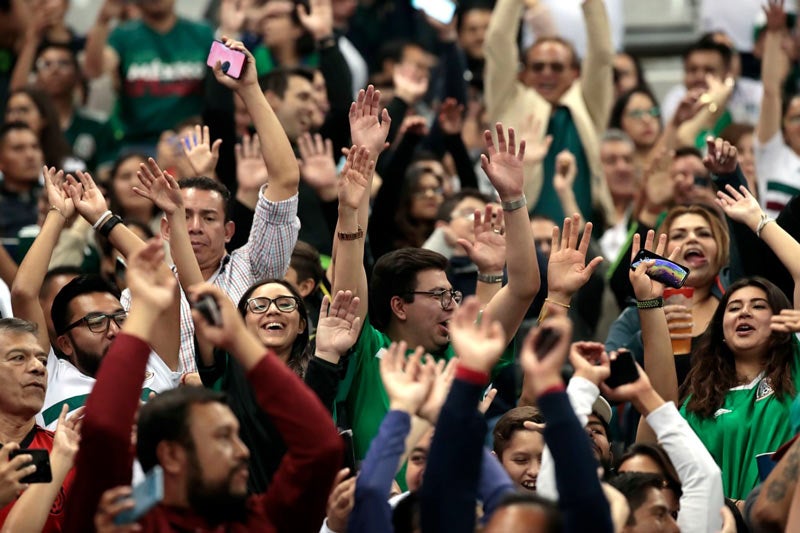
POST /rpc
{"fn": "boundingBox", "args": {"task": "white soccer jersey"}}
[37,347,181,430]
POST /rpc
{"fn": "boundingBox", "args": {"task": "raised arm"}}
[757,0,789,144]
[187,283,343,533]
[484,0,527,119]
[10,167,72,351]
[716,183,800,307]
[580,0,614,131]
[480,124,540,345]
[83,0,121,81]
[457,205,507,306]
[64,239,177,533]
[212,37,299,202]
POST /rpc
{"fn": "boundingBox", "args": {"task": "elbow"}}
[10,282,37,305]
[751,500,786,532]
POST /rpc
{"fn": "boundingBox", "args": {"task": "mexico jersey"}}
[37,348,181,430]
[0,426,75,532]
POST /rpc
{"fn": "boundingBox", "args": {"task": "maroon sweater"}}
[64,333,342,533]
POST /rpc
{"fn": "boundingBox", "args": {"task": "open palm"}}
[135,158,183,215]
[547,215,603,299]
[715,184,762,230]
[337,145,371,209]
[458,205,506,273]
[315,291,362,356]
[349,85,391,156]
[236,134,269,191]
[481,123,525,200]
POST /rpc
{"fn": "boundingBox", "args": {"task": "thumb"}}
[457,238,474,255]
[584,256,604,277]
[211,139,223,156]
[296,3,309,20]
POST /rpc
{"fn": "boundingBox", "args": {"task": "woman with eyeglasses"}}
[608,87,663,173]
[194,278,361,493]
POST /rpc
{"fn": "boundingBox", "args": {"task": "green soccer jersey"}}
[65,110,119,172]
[108,18,214,144]
[337,315,513,460]
[681,345,800,500]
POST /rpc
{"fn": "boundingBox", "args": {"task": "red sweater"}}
[65,333,342,533]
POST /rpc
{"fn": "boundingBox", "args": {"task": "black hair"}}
[490,492,563,533]
[0,121,37,147]
[613,51,649,90]
[674,146,703,160]
[392,491,420,533]
[237,278,310,377]
[137,386,228,472]
[608,85,662,133]
[436,188,492,222]
[492,406,545,458]
[51,275,120,336]
[42,266,83,298]
[177,176,232,222]
[369,248,449,331]
[455,1,493,33]
[106,152,156,221]
[683,34,733,70]
[617,443,683,499]
[258,66,315,98]
[609,472,668,526]
[7,87,72,167]
[289,241,324,287]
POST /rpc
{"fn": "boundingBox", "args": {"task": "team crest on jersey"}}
[143,371,154,383]
[713,408,732,418]
[757,379,775,401]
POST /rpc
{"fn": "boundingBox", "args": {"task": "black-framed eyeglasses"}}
[246,296,301,314]
[406,288,463,310]
[63,311,127,334]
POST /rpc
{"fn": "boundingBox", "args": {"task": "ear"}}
[224,220,235,244]
[297,317,307,335]
[296,277,316,298]
[160,215,170,242]
[156,441,187,476]
[389,295,408,322]
[55,334,74,357]
[265,91,282,110]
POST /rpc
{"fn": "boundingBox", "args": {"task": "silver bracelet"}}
[501,195,526,212]
[756,213,774,238]
[92,210,113,230]
[477,272,503,284]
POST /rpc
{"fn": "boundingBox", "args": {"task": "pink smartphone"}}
[206,40,246,79]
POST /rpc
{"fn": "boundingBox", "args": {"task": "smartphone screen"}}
[533,327,561,360]
[206,41,246,79]
[604,351,639,389]
[114,465,164,525]
[411,0,456,24]
[630,249,690,289]
[9,449,52,484]
[340,429,357,477]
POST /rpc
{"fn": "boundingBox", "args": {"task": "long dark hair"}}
[237,278,310,377]
[9,87,71,167]
[682,277,796,417]
[106,152,158,221]
[394,164,442,249]
[608,86,662,141]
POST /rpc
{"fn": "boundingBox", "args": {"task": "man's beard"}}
[70,340,104,378]
[186,449,249,525]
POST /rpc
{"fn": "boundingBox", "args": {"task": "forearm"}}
[166,211,204,290]
[758,220,800,283]
[239,84,300,201]
[581,0,614,129]
[501,204,539,297]
[350,411,411,532]
[484,0,524,117]
[1,454,71,533]
[332,206,368,321]
[556,189,584,228]
[420,372,487,533]
[639,308,679,403]
[443,132,478,190]
[8,34,38,92]
[758,32,786,143]
[304,356,341,413]
[753,436,799,531]
[646,401,724,533]
[476,279,503,307]
[0,245,17,288]
[538,390,613,533]
[84,20,112,79]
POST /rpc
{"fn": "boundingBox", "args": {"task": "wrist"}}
[476,270,504,282]
[633,388,664,417]
[389,400,417,414]
[498,191,524,204]
[546,292,572,307]
[533,377,565,398]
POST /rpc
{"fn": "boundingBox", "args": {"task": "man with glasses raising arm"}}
[332,100,540,460]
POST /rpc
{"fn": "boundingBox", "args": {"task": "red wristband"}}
[537,383,566,397]
[455,364,490,385]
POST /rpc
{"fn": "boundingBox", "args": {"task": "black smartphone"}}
[191,294,222,326]
[630,249,690,289]
[9,449,52,484]
[604,351,639,388]
[340,429,357,477]
[533,327,561,360]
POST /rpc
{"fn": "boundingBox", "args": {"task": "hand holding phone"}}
[339,430,357,478]
[8,449,52,484]
[114,466,164,525]
[604,350,639,389]
[207,40,246,79]
[533,327,561,360]
[630,249,690,289]
[192,294,222,327]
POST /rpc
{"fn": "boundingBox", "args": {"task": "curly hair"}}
[681,277,795,417]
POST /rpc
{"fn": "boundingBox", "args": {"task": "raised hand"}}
[297,132,337,196]
[641,148,675,210]
[546,214,603,304]
[296,0,333,40]
[569,341,610,386]
[182,124,222,178]
[764,0,787,33]
[481,123,526,202]
[703,136,738,175]
[337,145,373,210]
[438,97,464,136]
[315,291,362,361]
[449,296,506,374]
[211,36,258,90]
[134,157,183,216]
[94,486,140,533]
[393,63,429,106]
[0,443,38,506]
[235,133,269,192]
[43,166,75,220]
[553,150,577,197]
[325,469,356,533]
[379,342,435,414]
[671,88,704,126]
[417,357,457,424]
[715,184,763,231]
[629,230,681,301]
[349,85,391,157]
[519,316,573,396]
[771,309,800,333]
[64,170,110,225]
[52,404,82,467]
[518,113,552,166]
[218,0,248,35]
[457,204,506,274]
[599,357,660,413]
[395,115,429,148]
[126,237,176,314]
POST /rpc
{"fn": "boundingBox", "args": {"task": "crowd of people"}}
[1,0,800,531]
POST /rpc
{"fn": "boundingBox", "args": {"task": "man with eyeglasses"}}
[484,0,616,227]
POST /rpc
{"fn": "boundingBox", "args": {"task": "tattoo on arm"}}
[766,442,800,502]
